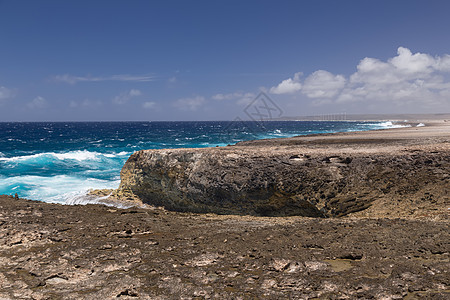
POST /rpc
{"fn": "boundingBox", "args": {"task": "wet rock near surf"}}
[0,195,449,299]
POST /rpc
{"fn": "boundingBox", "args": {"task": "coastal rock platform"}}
[117,122,450,219]
[0,195,448,299]
[1,121,449,298]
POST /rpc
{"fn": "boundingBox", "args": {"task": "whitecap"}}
[387,124,411,129]
[0,174,120,204]
[52,150,103,161]
[416,123,425,127]
[0,152,46,162]
[103,151,130,158]
[89,139,103,144]
[366,121,412,129]
[379,121,394,127]
[0,150,104,163]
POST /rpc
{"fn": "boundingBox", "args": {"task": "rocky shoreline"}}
[1,122,449,299]
[110,121,449,219]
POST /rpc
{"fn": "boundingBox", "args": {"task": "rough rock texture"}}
[1,123,449,298]
[118,126,450,218]
[1,195,449,299]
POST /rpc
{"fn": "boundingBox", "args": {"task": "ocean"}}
[0,121,402,204]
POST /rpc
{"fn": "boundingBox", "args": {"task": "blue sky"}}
[1,0,450,121]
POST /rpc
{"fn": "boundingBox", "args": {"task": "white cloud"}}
[0,86,15,104]
[142,101,156,109]
[270,47,450,110]
[337,47,450,105]
[113,89,142,105]
[27,96,47,109]
[70,99,103,108]
[236,93,257,106]
[269,72,302,94]
[389,47,434,75]
[349,57,398,85]
[128,89,142,97]
[212,93,235,101]
[302,70,346,98]
[173,96,205,111]
[54,74,156,84]
[348,48,436,87]
[212,92,255,106]
[435,55,450,72]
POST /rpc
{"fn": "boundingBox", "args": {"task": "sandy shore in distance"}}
[0,117,449,299]
[237,119,450,150]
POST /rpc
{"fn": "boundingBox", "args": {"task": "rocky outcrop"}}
[1,195,449,299]
[118,143,450,218]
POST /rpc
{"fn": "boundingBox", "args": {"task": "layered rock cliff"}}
[117,133,449,218]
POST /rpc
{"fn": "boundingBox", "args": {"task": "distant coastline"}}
[272,112,450,122]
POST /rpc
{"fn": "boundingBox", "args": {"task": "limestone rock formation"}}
[118,142,449,217]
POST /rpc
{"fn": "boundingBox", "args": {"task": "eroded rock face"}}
[118,145,449,217]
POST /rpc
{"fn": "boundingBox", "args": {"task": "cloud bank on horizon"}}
[269,47,450,110]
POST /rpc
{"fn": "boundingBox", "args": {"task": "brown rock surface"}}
[117,122,450,218]
[0,195,449,299]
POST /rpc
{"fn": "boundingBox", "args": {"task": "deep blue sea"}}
[0,121,401,204]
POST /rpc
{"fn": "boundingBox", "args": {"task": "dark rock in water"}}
[117,142,449,217]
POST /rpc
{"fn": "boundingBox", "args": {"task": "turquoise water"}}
[0,121,396,204]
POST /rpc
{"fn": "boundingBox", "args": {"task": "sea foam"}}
[0,174,120,204]
[367,121,412,129]
[0,150,131,163]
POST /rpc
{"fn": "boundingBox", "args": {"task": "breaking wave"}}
[0,174,121,204]
[0,150,131,163]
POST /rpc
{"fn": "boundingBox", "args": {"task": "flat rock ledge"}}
[1,195,449,299]
[115,127,450,218]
